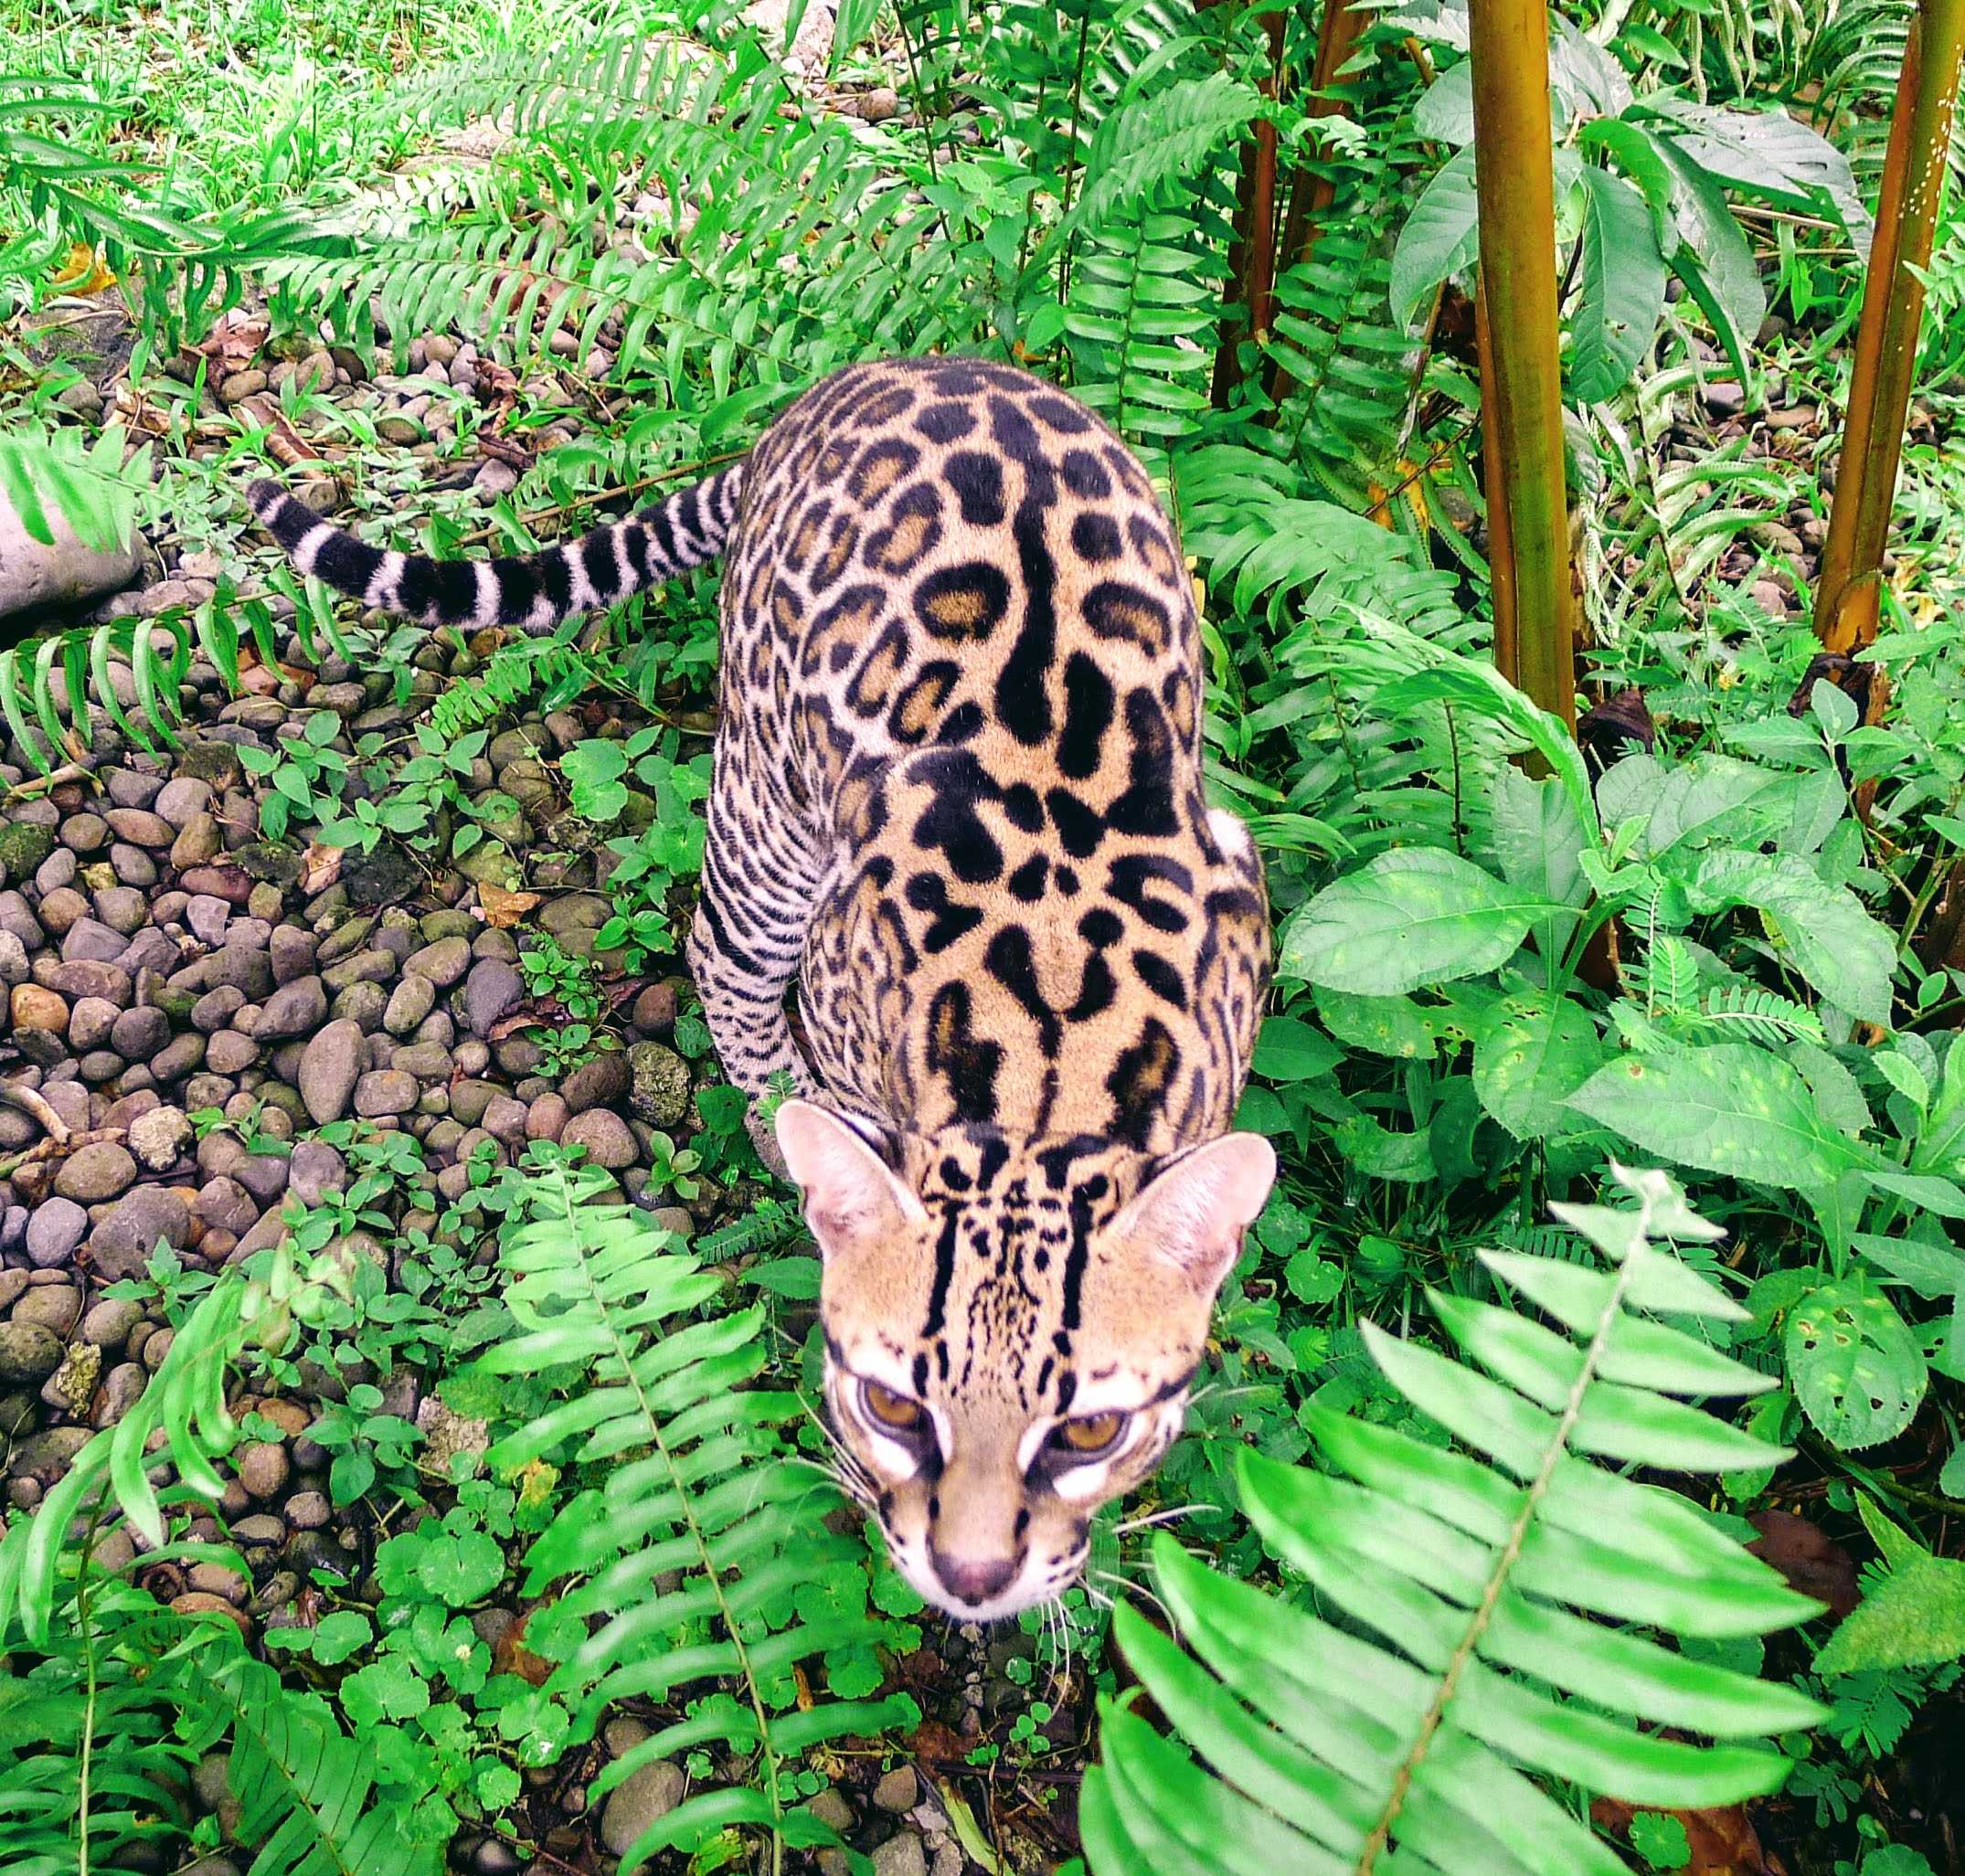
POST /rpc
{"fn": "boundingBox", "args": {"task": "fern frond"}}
[1690,984,1827,1046]
[196,1653,441,1876]
[1084,1166,1827,1876]
[426,630,600,739]
[477,1156,915,1873]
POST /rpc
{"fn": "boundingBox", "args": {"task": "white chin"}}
[905,1555,1081,1621]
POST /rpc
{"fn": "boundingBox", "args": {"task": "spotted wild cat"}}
[249,355,1275,1617]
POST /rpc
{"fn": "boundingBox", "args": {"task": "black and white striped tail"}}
[245,464,746,630]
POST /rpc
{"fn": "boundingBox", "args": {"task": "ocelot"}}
[250,355,1275,1616]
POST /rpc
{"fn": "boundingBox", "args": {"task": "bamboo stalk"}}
[1468,0,1577,729]
[1813,0,1965,653]
[1211,6,1285,407]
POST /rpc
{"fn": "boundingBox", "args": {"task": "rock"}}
[871,1832,928,1876]
[104,808,174,848]
[256,974,327,1040]
[560,1049,630,1114]
[0,1321,63,1386]
[405,935,472,986]
[560,1109,637,1169]
[462,958,523,1037]
[286,1490,330,1530]
[62,917,129,963]
[599,1759,687,1855]
[126,1106,190,1171]
[80,1297,143,1350]
[194,1177,259,1238]
[237,1442,289,1499]
[154,777,214,828]
[13,1285,81,1337]
[298,1019,363,1124]
[110,1004,170,1062]
[25,1196,89,1267]
[526,1094,569,1142]
[384,973,436,1035]
[0,487,138,621]
[629,1043,692,1128]
[186,894,232,946]
[10,983,68,1031]
[270,926,316,983]
[809,1788,855,1832]
[88,1185,191,1281]
[9,1425,91,1481]
[0,822,56,881]
[632,981,677,1036]
[288,1140,347,1206]
[354,1069,418,1117]
[872,1768,918,1814]
[53,1141,138,1203]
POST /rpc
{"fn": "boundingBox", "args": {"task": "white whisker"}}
[1112,1502,1206,1536]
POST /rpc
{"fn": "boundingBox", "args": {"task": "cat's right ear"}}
[775,1099,928,1256]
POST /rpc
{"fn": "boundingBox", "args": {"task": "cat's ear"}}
[775,1099,927,1256]
[1115,1133,1276,1295]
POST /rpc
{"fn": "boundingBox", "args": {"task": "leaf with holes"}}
[1471,987,1606,1139]
[1570,1044,1872,1194]
[1785,1278,1927,1450]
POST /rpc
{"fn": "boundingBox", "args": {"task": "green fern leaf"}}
[1085,1165,1827,1875]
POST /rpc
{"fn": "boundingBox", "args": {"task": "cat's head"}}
[775,1100,1274,1617]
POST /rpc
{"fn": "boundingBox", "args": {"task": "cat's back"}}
[721,356,1205,815]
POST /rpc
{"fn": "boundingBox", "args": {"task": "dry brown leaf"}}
[1591,1798,1789,1876]
[492,1606,554,1688]
[237,392,329,470]
[196,308,269,374]
[478,882,540,929]
[299,843,342,896]
[1747,1510,1859,1617]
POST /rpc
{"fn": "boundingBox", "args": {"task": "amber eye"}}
[863,1380,928,1434]
[1053,1411,1128,1457]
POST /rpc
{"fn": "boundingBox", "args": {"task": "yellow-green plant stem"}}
[1815,0,1965,653]
[1469,0,1577,731]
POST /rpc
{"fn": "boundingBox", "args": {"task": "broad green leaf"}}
[1390,145,1480,328]
[1312,987,1440,1059]
[1280,849,1553,994]
[1472,990,1606,1140]
[1652,136,1765,387]
[1646,99,1871,258]
[1785,1277,1927,1450]
[1687,851,1896,1026]
[1251,1015,1343,1083]
[1414,58,1474,145]
[419,1531,507,1606]
[1568,1044,1871,1193]
[1577,122,1678,255]
[1569,166,1668,402]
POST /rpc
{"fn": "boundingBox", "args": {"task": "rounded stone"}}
[0,1321,63,1387]
[11,984,68,1032]
[88,1186,192,1281]
[298,1020,363,1125]
[24,1197,87,1267]
[53,1142,138,1203]
[560,1108,637,1170]
[354,1069,418,1117]
[24,1194,87,1273]
[256,974,327,1041]
[236,1442,290,1499]
[404,935,472,987]
[110,1005,170,1061]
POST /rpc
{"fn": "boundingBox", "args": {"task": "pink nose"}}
[930,1548,1021,1605]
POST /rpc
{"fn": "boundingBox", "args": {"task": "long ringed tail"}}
[245,462,747,631]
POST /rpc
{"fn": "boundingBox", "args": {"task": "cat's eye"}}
[1052,1411,1128,1457]
[862,1380,928,1435]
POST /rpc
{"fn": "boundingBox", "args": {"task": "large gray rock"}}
[88,1185,191,1281]
[298,1019,363,1125]
[600,1759,686,1856]
[0,482,138,621]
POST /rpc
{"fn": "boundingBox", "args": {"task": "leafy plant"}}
[468,1147,918,1871]
[1083,1166,1828,1875]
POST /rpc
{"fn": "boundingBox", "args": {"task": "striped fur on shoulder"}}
[245,465,747,631]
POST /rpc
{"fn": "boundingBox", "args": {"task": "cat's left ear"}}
[1114,1134,1276,1296]
[775,1099,927,1258]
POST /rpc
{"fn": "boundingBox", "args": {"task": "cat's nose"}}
[930,1546,1021,1606]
